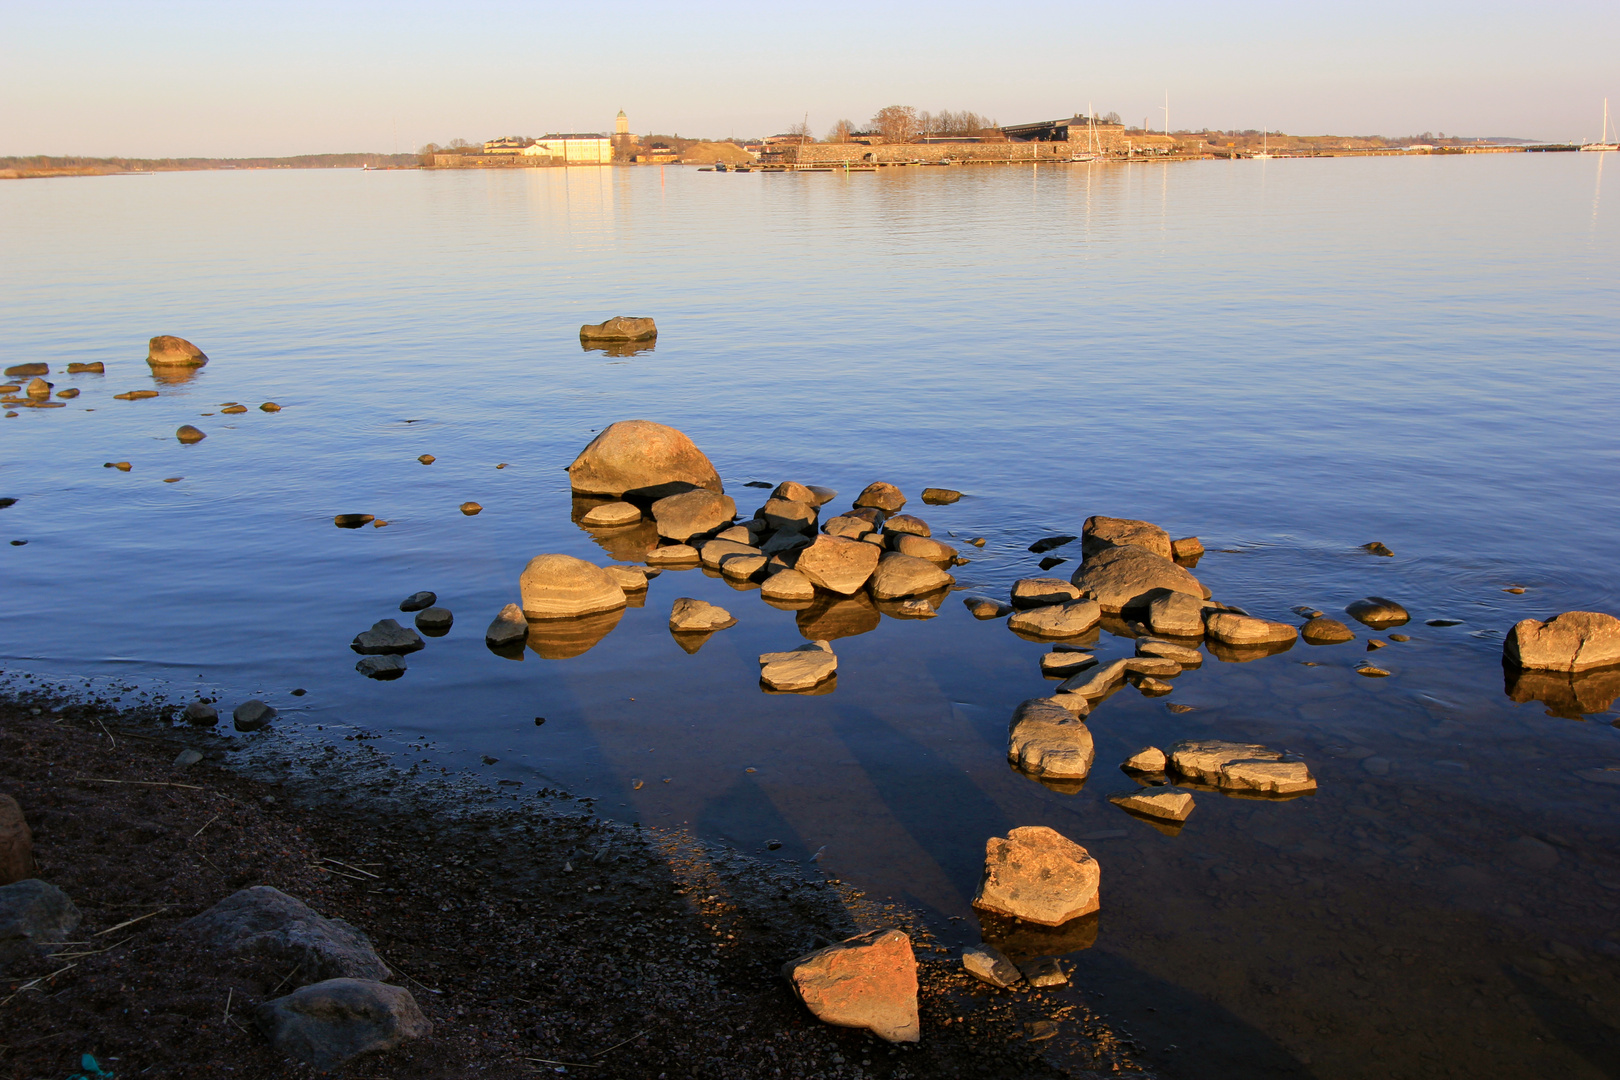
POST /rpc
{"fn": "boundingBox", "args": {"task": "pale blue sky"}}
[3,0,1616,156]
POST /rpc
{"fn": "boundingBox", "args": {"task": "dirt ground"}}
[0,687,1146,1079]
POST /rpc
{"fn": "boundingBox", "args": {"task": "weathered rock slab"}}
[1071,545,1208,613]
[1011,577,1083,609]
[1123,746,1168,772]
[1505,611,1620,672]
[761,568,816,601]
[1007,699,1094,779]
[148,335,208,368]
[233,699,278,731]
[962,944,1022,988]
[869,551,953,600]
[1205,612,1299,646]
[184,886,389,982]
[651,489,736,543]
[1082,516,1173,560]
[1168,740,1317,795]
[1147,590,1207,637]
[1109,787,1195,821]
[256,978,430,1071]
[973,826,1100,926]
[578,316,657,342]
[795,536,880,595]
[782,929,919,1043]
[1009,599,1102,638]
[669,597,737,632]
[519,554,627,619]
[760,641,837,690]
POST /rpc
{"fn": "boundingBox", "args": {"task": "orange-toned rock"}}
[1505,611,1620,672]
[566,420,720,498]
[782,929,919,1043]
[794,535,880,595]
[0,795,34,886]
[1081,515,1172,560]
[518,555,626,619]
[972,826,1099,926]
[147,335,208,368]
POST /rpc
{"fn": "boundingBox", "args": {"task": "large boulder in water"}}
[1070,544,1208,613]
[579,316,657,342]
[566,420,722,499]
[972,826,1099,926]
[1505,611,1620,673]
[519,554,626,619]
[147,335,208,368]
[1081,516,1172,560]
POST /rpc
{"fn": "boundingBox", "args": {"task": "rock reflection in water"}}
[525,608,624,660]
[873,587,949,621]
[580,340,656,359]
[761,673,837,696]
[796,592,880,641]
[572,497,661,562]
[1206,638,1295,663]
[1504,663,1620,719]
[670,629,714,655]
[977,911,1099,964]
[148,366,199,386]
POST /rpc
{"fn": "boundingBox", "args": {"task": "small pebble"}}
[1389,633,1410,642]
[9,539,26,546]
[1358,664,1392,677]
[163,477,183,483]
[175,425,206,443]
[56,388,80,399]
[496,463,507,469]
[221,404,247,414]
[460,502,483,516]
[372,519,389,528]
[259,402,281,412]
[1367,639,1387,650]
[1503,586,1525,594]
[419,454,435,464]
[291,688,307,696]
[968,537,986,547]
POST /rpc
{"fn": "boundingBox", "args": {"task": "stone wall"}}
[772,131,1181,166]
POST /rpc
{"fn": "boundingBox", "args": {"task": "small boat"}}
[1581,98,1618,151]
[1253,127,1273,159]
[715,162,728,172]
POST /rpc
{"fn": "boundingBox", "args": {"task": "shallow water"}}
[3,156,1619,1077]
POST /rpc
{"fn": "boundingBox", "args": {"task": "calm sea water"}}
[3,156,1619,1078]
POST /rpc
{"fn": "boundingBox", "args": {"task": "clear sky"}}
[4,0,1617,156]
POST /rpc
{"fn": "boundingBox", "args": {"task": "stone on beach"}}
[795,535,880,595]
[1345,596,1411,627]
[1109,787,1195,822]
[578,316,657,342]
[761,568,816,601]
[184,885,389,981]
[1168,740,1317,795]
[147,335,208,368]
[1040,651,1097,678]
[1071,545,1208,613]
[1504,611,1620,672]
[232,699,278,731]
[973,826,1100,926]
[399,591,437,612]
[1082,516,1173,560]
[182,701,219,727]
[669,597,737,632]
[0,879,80,973]
[581,501,642,527]
[257,978,430,1071]
[356,655,406,679]
[1007,698,1095,779]
[485,603,529,648]
[0,796,34,886]
[1008,599,1101,639]
[351,619,425,655]
[519,554,627,618]
[782,929,919,1043]
[852,482,906,512]
[414,607,452,633]
[921,487,961,504]
[651,489,736,543]
[1205,611,1299,646]
[759,640,837,691]
[1011,577,1083,609]
[962,944,1022,988]
[566,420,722,498]
[1123,746,1168,772]
[1302,616,1356,644]
[176,424,206,444]
[869,551,954,600]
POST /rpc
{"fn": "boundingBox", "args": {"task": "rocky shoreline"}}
[0,687,1150,1078]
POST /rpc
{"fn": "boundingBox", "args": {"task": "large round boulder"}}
[1505,611,1620,672]
[566,420,722,499]
[1070,544,1208,613]
[1081,515,1172,560]
[650,489,735,543]
[147,335,208,368]
[518,554,626,619]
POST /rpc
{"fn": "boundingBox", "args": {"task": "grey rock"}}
[699,537,762,569]
[962,944,1022,988]
[795,536,881,595]
[1011,577,1083,609]
[485,603,529,648]
[1071,545,1208,613]
[0,879,81,973]
[257,978,430,1071]
[804,485,839,507]
[351,619,426,655]
[414,607,453,633]
[233,699,277,732]
[182,701,219,727]
[719,552,768,580]
[185,885,389,982]
[920,487,961,505]
[974,826,1100,926]
[398,591,436,612]
[173,748,204,767]
[760,529,813,558]
[356,655,406,679]
[770,481,817,503]
[1056,659,1130,703]
[602,565,649,592]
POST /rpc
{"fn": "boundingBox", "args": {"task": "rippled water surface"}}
[3,156,1619,1077]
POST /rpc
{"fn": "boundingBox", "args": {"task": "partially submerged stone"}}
[761,568,815,601]
[182,701,219,727]
[581,501,642,527]
[184,885,388,981]
[920,487,961,504]
[973,826,1100,926]
[1071,545,1208,613]
[413,607,452,634]
[1123,746,1168,772]
[1008,599,1102,639]
[579,316,657,342]
[1505,611,1620,672]
[257,978,430,1071]
[1019,957,1069,987]
[669,597,736,632]
[1040,651,1097,678]
[882,513,931,538]
[485,603,529,648]
[233,699,278,731]
[1109,787,1195,821]
[823,513,874,540]
[1205,612,1299,646]
[1136,638,1203,665]
[1302,616,1356,644]
[759,641,837,691]
[962,944,1022,988]
[795,535,880,595]
[853,482,906,512]
[1345,596,1411,627]
[782,929,919,1043]
[333,513,375,528]
[1168,740,1317,795]
[399,591,436,612]
[0,879,80,973]
[1011,577,1083,609]
[566,420,722,498]
[652,489,737,543]
[351,619,425,655]
[1007,699,1094,779]
[964,595,1013,619]
[519,554,627,619]
[1171,536,1204,560]
[147,335,208,368]
[175,424,206,444]
[890,534,956,563]
[869,551,953,599]
[1055,658,1130,705]
[645,543,700,566]
[602,565,649,592]
[1081,515,1172,560]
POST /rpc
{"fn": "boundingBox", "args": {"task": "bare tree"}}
[1102,111,1122,125]
[785,120,813,143]
[825,119,855,143]
[871,105,920,143]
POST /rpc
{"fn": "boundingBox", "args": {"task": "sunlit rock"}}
[1302,616,1356,644]
[1007,699,1094,780]
[519,554,626,619]
[651,489,736,543]
[566,420,721,499]
[782,929,918,1043]
[1345,596,1411,627]
[972,825,1100,926]
[1009,599,1101,639]
[760,640,836,691]
[1168,739,1316,795]
[869,551,953,600]
[1081,515,1172,560]
[669,597,736,632]
[147,335,208,368]
[1205,612,1298,646]
[1505,611,1620,672]
[1071,545,1208,613]
[795,535,880,595]
[1109,786,1195,821]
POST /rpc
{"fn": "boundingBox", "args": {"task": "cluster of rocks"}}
[180,698,278,733]
[183,886,429,1069]
[346,591,454,678]
[2,361,102,414]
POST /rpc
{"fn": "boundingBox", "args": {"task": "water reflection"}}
[796,592,880,640]
[1206,638,1296,663]
[526,609,624,659]
[581,340,657,359]
[977,910,1099,962]
[1504,662,1620,718]
[148,366,200,386]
